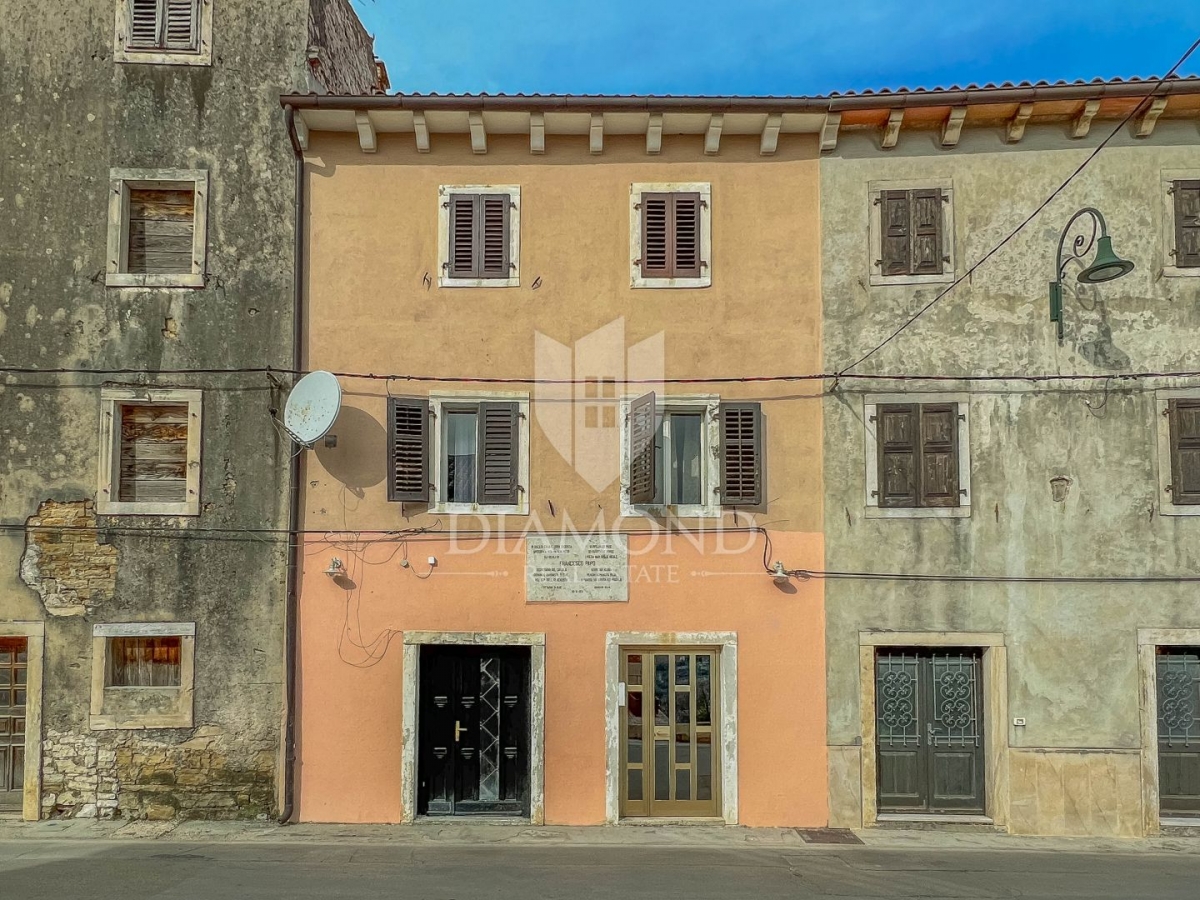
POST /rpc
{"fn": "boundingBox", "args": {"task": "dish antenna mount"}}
[282,370,342,448]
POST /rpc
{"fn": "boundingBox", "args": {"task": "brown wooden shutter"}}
[877,404,918,507]
[479,194,510,278]
[128,0,162,47]
[720,403,762,506]
[118,403,189,503]
[672,193,702,278]
[387,397,429,503]
[478,402,519,505]
[909,189,944,275]
[127,187,195,274]
[1169,398,1200,505]
[628,392,657,504]
[1174,180,1200,269]
[448,194,477,278]
[164,0,198,50]
[918,403,960,507]
[640,193,670,278]
[880,191,911,276]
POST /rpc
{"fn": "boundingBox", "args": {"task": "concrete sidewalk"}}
[1,817,1198,856]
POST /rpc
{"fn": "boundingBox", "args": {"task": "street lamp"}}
[1049,207,1134,342]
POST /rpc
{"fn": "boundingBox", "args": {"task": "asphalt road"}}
[1,840,1197,899]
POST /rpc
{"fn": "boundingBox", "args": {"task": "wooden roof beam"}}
[941,106,967,148]
[530,112,545,154]
[759,113,782,156]
[1072,99,1101,139]
[1006,102,1033,143]
[1136,97,1168,138]
[412,111,430,152]
[820,111,841,152]
[590,113,604,155]
[354,111,376,153]
[646,112,663,155]
[469,111,487,153]
[881,109,904,149]
[704,113,724,155]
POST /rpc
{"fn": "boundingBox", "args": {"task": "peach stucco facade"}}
[294,127,826,826]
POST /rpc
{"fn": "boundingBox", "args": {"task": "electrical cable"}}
[836,35,1200,376]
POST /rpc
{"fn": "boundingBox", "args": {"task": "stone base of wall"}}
[41,725,275,820]
[1007,749,1143,837]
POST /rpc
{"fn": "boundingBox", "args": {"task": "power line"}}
[837,36,1200,377]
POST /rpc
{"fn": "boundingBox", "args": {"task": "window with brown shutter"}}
[877,188,947,277]
[127,188,195,275]
[1168,399,1200,505]
[478,402,519,506]
[628,393,658,505]
[126,0,200,52]
[388,397,430,503]
[446,193,512,280]
[639,192,704,280]
[1173,181,1200,269]
[720,403,763,506]
[876,403,961,508]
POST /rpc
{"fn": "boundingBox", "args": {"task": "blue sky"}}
[351,1,1199,96]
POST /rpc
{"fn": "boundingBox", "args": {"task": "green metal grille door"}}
[1157,648,1200,816]
[876,649,985,815]
[0,638,28,810]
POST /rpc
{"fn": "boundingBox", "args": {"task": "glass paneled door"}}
[1157,648,1200,816]
[0,638,28,811]
[620,649,719,818]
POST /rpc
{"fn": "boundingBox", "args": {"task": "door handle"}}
[455,720,464,743]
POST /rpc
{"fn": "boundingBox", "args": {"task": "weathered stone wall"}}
[308,0,380,94]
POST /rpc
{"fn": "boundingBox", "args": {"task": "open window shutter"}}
[909,189,944,275]
[628,392,657,504]
[672,193,702,278]
[880,191,911,276]
[640,193,670,278]
[478,402,519,505]
[1169,399,1200,505]
[118,403,189,503]
[919,403,960,507]
[479,194,510,278]
[127,188,195,275]
[720,403,762,506]
[448,194,478,278]
[128,0,162,48]
[164,0,198,50]
[877,403,918,507]
[387,397,429,502]
[1174,181,1200,269]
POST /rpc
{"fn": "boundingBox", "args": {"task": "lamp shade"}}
[1078,236,1135,284]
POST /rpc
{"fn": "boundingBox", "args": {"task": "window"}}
[90,623,195,729]
[864,394,970,518]
[1164,176,1200,276]
[630,183,712,288]
[106,169,208,288]
[1157,391,1200,515]
[622,394,762,517]
[437,186,520,287]
[387,393,529,513]
[97,388,202,516]
[115,0,213,66]
[868,180,954,286]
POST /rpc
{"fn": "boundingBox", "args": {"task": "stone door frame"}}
[0,620,44,820]
[1138,627,1200,834]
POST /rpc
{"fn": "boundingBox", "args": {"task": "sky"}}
[350,1,1199,96]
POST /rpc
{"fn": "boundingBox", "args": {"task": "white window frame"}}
[114,0,215,67]
[1161,170,1200,278]
[106,168,208,288]
[1155,388,1200,516]
[629,182,712,289]
[90,622,196,730]
[98,387,203,516]
[429,391,530,515]
[437,185,521,288]
[619,394,721,518]
[867,177,955,287]
[863,392,971,519]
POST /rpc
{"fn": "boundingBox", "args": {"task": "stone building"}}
[0,0,380,820]
[819,79,1200,836]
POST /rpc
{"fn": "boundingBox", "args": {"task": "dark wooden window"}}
[640,193,702,279]
[447,193,511,279]
[127,0,200,52]
[720,403,763,506]
[117,402,189,504]
[628,393,658,505]
[126,187,195,274]
[876,403,961,508]
[107,637,182,687]
[879,189,946,277]
[1168,398,1200,506]
[1174,180,1200,269]
[388,398,430,503]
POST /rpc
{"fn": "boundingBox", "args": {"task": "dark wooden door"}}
[418,646,530,817]
[1157,648,1200,816]
[876,649,985,815]
[0,638,28,811]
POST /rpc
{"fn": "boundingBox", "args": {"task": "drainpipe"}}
[279,103,304,824]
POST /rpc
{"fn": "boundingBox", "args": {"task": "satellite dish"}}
[283,371,342,447]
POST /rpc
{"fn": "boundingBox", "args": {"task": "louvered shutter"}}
[877,404,918,507]
[479,194,510,278]
[127,188,195,274]
[628,392,657,504]
[918,404,960,507]
[387,397,429,502]
[880,191,911,276]
[128,0,161,47]
[672,193,702,278]
[1174,181,1200,269]
[478,402,519,505]
[164,0,199,51]
[719,403,762,506]
[909,189,944,275]
[1169,399,1200,505]
[448,194,477,278]
[640,193,670,278]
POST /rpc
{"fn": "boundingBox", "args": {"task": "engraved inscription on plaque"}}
[525,534,629,602]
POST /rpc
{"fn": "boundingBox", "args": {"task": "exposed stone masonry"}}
[20,500,117,617]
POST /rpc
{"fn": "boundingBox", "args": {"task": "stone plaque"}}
[525,534,629,602]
